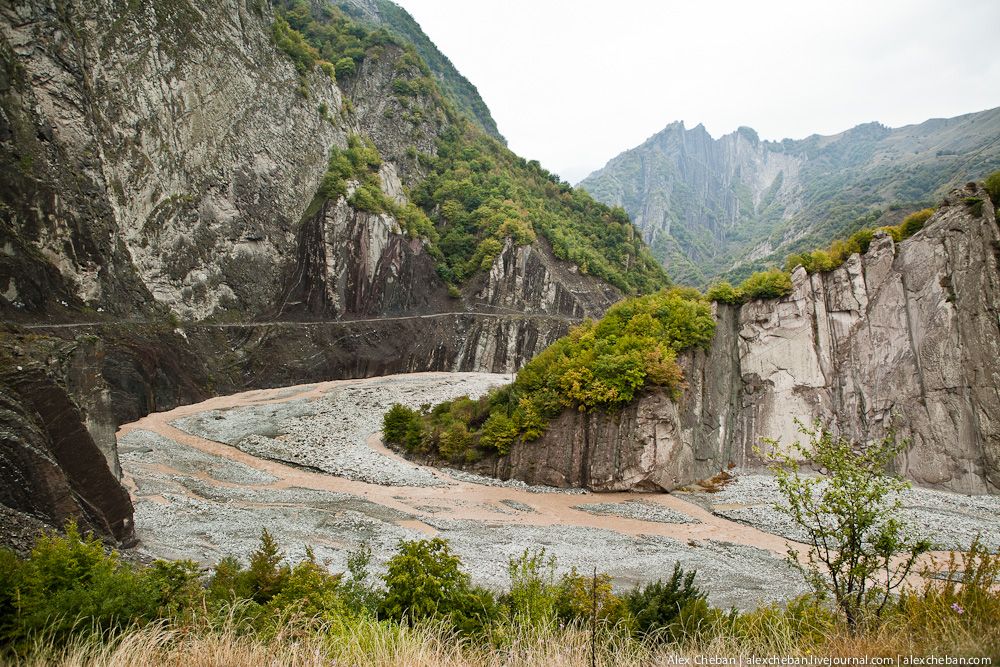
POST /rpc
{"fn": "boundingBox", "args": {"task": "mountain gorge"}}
[579,110,1000,285]
[0,0,998,561]
[0,0,660,542]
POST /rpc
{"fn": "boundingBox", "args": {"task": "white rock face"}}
[735,184,1000,494]
[497,186,1000,496]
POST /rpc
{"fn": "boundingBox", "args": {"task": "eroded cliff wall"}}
[496,186,1000,495]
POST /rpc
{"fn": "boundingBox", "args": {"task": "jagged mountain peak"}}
[579,107,1000,286]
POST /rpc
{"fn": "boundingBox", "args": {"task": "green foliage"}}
[272,14,320,75]
[334,56,356,80]
[348,183,389,213]
[738,268,794,300]
[0,523,201,653]
[385,289,713,462]
[411,124,667,292]
[704,281,742,304]
[624,562,706,639]
[784,208,935,275]
[277,0,663,293]
[763,420,932,630]
[504,549,558,628]
[379,538,497,635]
[274,0,397,81]
[554,567,624,625]
[382,403,425,452]
[984,170,1000,210]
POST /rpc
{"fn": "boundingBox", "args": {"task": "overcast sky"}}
[393,0,1000,183]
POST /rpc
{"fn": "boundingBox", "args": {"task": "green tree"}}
[624,562,706,637]
[379,538,496,635]
[246,528,291,605]
[762,421,931,630]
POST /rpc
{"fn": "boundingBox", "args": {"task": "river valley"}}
[118,372,1000,610]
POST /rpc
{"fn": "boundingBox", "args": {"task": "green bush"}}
[0,523,200,652]
[379,538,497,635]
[334,56,356,80]
[705,281,742,304]
[984,170,1000,210]
[624,562,706,638]
[898,208,934,237]
[554,567,624,626]
[382,403,426,452]
[738,268,794,300]
[504,549,558,628]
[348,184,390,214]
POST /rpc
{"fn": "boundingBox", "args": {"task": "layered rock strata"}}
[491,186,1000,495]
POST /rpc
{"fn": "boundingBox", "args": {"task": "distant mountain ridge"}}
[578,108,1000,285]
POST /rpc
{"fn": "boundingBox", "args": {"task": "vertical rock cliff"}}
[493,185,1000,495]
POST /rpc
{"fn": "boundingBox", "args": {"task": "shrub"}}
[738,268,794,300]
[624,562,706,638]
[1,523,199,652]
[348,184,389,214]
[554,567,624,626]
[379,538,497,635]
[705,281,742,304]
[984,170,1000,210]
[334,57,356,80]
[382,404,424,452]
[763,420,931,630]
[898,208,934,237]
[504,549,558,628]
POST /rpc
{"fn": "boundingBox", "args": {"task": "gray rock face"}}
[493,187,1000,495]
[579,114,1000,285]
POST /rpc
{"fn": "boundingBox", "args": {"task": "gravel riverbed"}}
[120,372,1000,610]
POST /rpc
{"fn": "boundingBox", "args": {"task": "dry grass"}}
[17,618,998,667]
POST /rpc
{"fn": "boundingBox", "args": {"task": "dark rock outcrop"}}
[0,358,133,544]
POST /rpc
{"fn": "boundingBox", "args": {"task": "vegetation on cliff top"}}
[383,288,714,461]
[274,1,667,294]
[704,206,938,305]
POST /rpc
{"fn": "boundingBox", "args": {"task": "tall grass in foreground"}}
[14,604,1000,667]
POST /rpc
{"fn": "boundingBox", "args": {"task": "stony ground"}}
[682,473,1000,552]
[120,372,1000,610]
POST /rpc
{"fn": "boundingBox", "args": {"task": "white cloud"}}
[394,0,1000,183]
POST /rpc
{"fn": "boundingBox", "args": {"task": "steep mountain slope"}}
[0,0,662,544]
[334,0,502,141]
[579,109,1000,286]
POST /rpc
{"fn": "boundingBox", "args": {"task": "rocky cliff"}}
[0,334,134,544]
[579,112,1000,286]
[490,185,1000,495]
[0,0,630,545]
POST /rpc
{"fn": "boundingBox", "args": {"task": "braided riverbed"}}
[119,372,1000,609]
